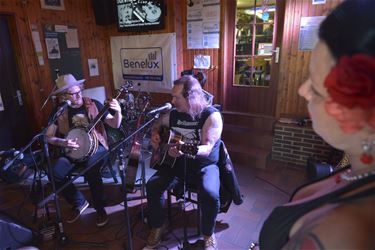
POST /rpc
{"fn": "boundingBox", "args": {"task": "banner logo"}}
[120,47,163,81]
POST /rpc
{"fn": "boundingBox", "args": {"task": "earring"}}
[360,140,375,164]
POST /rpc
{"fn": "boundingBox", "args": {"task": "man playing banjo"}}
[46,74,122,227]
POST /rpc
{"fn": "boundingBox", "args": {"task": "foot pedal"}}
[39,223,55,242]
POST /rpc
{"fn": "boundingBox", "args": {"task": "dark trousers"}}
[51,145,106,211]
[146,163,220,236]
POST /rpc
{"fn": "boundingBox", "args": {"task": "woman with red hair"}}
[256,0,375,249]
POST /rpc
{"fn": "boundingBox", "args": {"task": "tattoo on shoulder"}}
[287,232,325,250]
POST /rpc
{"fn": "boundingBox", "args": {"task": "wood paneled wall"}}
[0,0,116,131]
[103,0,183,106]
[104,0,221,106]
[0,0,221,133]
[0,0,346,134]
[276,0,343,117]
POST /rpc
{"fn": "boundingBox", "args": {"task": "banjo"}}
[64,84,129,161]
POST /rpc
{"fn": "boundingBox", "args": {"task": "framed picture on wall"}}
[40,0,65,10]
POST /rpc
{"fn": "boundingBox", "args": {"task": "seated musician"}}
[145,75,223,250]
[45,74,122,227]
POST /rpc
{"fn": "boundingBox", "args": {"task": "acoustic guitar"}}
[125,98,150,192]
[151,127,199,170]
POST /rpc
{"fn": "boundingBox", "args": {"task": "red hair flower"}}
[324,54,375,133]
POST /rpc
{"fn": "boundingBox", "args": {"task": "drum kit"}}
[108,81,152,149]
[118,81,152,125]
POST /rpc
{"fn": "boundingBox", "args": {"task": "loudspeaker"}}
[91,0,117,25]
[0,212,35,249]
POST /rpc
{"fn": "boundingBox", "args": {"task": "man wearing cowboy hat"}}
[46,74,122,227]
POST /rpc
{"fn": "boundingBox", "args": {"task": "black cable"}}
[71,221,124,236]
[255,176,290,196]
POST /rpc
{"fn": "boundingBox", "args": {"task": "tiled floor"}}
[0,160,307,250]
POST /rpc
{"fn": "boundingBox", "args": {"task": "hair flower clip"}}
[324,54,375,133]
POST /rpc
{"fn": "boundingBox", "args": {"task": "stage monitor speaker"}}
[0,212,35,249]
[91,0,117,25]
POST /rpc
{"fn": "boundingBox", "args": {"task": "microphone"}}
[147,103,172,116]
[13,151,24,160]
[57,100,71,112]
[2,150,24,171]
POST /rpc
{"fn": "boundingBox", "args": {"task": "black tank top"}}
[259,170,375,250]
[169,106,220,170]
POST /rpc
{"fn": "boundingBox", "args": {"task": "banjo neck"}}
[86,84,127,133]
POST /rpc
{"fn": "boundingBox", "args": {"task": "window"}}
[234,0,276,87]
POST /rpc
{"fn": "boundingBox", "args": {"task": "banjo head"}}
[65,128,94,161]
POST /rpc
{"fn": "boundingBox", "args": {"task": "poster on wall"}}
[298,16,325,51]
[187,0,220,49]
[88,59,99,76]
[44,24,83,82]
[45,38,61,59]
[31,25,45,65]
[110,33,177,93]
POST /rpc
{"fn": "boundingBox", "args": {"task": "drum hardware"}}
[121,90,152,125]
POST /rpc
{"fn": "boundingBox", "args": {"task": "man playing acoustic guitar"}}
[45,74,122,227]
[145,75,223,250]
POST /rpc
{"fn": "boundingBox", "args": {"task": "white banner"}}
[110,33,177,93]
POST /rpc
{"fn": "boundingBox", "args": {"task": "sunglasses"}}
[66,90,82,97]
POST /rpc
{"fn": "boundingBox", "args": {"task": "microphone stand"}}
[180,157,193,250]
[2,108,69,245]
[38,112,159,250]
[116,113,159,250]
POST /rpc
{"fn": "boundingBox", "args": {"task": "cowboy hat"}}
[51,74,85,96]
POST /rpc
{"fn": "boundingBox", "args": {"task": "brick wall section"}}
[271,122,334,166]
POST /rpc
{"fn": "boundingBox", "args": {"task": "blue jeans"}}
[146,163,220,236]
[51,145,106,211]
